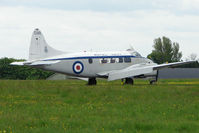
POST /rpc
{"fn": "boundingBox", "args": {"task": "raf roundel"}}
[73,61,84,74]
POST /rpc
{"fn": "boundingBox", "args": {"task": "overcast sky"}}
[0,0,199,59]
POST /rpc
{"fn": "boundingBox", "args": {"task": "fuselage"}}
[39,50,154,78]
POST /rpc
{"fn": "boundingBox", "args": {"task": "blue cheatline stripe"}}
[43,55,139,61]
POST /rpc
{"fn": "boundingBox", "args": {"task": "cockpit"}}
[131,51,142,57]
[127,48,142,57]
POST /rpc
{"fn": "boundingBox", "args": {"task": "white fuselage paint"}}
[39,50,154,78]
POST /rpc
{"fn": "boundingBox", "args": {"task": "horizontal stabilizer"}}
[10,62,25,66]
[10,60,60,66]
[27,60,60,66]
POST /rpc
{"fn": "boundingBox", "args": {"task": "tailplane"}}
[29,28,65,61]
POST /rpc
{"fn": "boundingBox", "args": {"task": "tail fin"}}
[29,28,65,61]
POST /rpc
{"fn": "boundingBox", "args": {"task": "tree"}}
[181,53,199,68]
[147,36,182,64]
[186,53,198,61]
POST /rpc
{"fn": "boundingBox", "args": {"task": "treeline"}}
[0,58,54,80]
[147,36,199,68]
[179,62,199,68]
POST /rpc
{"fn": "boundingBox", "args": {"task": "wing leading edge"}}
[107,61,196,81]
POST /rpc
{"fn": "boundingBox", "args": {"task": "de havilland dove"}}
[11,29,195,85]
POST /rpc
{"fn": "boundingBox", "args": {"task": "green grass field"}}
[0,79,199,133]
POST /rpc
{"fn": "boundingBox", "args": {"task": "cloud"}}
[182,0,199,10]
[0,6,199,59]
[1,0,199,14]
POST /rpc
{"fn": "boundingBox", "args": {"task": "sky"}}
[0,0,199,60]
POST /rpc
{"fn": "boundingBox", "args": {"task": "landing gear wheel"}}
[88,78,97,85]
[125,78,134,85]
[149,70,159,85]
[150,80,156,85]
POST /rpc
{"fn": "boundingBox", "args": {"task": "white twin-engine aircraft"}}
[11,29,195,85]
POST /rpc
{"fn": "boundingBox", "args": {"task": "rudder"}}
[29,28,64,61]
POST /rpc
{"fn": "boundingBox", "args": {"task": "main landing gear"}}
[121,78,134,85]
[149,70,159,85]
[88,78,97,85]
[149,80,157,85]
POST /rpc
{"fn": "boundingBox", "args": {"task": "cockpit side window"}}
[132,52,142,57]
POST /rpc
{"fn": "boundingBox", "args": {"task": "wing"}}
[10,60,60,66]
[105,61,196,81]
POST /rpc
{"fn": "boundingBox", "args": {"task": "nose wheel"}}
[88,78,97,85]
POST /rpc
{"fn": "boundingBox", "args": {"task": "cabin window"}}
[100,58,108,64]
[110,58,116,63]
[88,58,93,64]
[118,58,123,63]
[124,57,131,63]
[100,58,126,64]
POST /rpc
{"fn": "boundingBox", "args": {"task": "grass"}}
[0,79,199,133]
